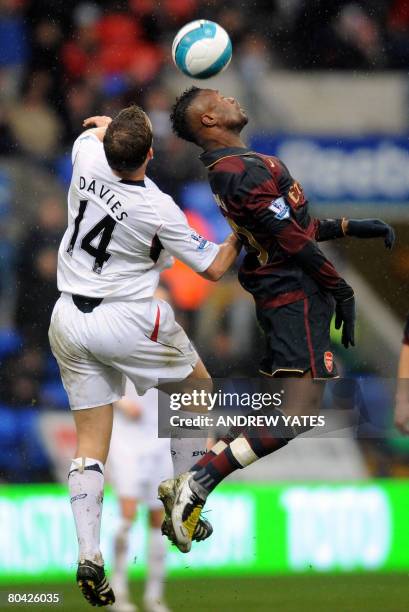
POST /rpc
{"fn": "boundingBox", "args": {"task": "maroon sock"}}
[190,450,216,472]
[192,429,288,495]
[190,432,238,472]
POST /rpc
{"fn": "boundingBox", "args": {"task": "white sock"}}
[112,518,133,596]
[170,410,208,475]
[171,436,208,475]
[144,527,166,603]
[68,457,105,565]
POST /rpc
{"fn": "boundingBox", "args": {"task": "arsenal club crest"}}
[324,351,334,373]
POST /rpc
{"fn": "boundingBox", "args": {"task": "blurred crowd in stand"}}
[0,0,408,481]
[1,0,408,165]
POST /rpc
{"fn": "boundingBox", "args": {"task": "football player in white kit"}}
[108,381,171,612]
[48,107,241,607]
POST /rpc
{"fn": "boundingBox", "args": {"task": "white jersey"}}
[57,131,219,300]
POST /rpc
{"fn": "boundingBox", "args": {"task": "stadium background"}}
[0,1,409,610]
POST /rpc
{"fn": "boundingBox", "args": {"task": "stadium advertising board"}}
[251,135,409,205]
[0,481,409,581]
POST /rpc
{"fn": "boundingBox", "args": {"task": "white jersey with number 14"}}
[57,131,219,300]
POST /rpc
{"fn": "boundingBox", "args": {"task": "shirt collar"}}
[199,146,253,169]
[119,178,145,187]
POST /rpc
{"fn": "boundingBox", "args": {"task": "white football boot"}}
[158,477,212,548]
[166,472,206,553]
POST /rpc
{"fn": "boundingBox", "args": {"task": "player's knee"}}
[182,361,213,411]
[120,498,138,521]
[148,508,164,529]
[190,358,212,381]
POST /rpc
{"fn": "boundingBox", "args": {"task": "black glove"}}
[347,219,395,249]
[331,281,356,349]
[335,297,356,349]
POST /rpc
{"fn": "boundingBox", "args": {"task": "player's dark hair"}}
[103,105,153,173]
[170,86,202,144]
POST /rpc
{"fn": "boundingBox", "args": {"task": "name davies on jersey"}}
[79,176,129,221]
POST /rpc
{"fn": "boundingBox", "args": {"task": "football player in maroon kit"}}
[158,86,395,553]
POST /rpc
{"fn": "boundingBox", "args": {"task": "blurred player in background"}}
[48,107,240,606]
[160,86,396,553]
[394,315,409,435]
[108,380,171,612]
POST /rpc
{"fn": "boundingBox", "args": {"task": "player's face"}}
[199,89,248,132]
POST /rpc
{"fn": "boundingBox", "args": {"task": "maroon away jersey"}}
[200,146,347,308]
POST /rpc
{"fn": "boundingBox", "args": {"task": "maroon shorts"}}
[256,291,338,379]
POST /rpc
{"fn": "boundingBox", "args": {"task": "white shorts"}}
[107,432,171,508]
[48,293,198,410]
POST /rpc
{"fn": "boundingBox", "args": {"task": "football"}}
[172,19,232,79]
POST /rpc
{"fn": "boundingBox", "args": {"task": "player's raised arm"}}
[345,218,396,248]
[70,116,113,167]
[202,232,242,281]
[313,218,348,241]
[83,115,113,129]
[156,197,241,281]
[314,217,395,248]
[71,115,114,146]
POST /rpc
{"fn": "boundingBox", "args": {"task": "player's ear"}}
[201,113,217,127]
[147,147,154,160]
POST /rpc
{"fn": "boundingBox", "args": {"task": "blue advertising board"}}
[250,135,409,205]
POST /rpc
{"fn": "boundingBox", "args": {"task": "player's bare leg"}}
[70,403,115,607]
[158,358,213,546]
[168,370,325,552]
[109,500,171,612]
[109,497,137,612]
[143,509,171,612]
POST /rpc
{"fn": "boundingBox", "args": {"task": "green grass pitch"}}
[7,574,409,612]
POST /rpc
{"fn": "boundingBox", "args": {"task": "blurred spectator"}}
[61,3,100,81]
[335,3,385,68]
[143,86,206,199]
[195,275,262,377]
[285,0,388,70]
[7,70,62,161]
[0,0,28,100]
[28,18,65,114]
[0,105,15,154]
[0,344,53,482]
[145,87,172,139]
[14,197,64,349]
[215,7,247,48]
[62,80,99,146]
[387,0,409,67]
